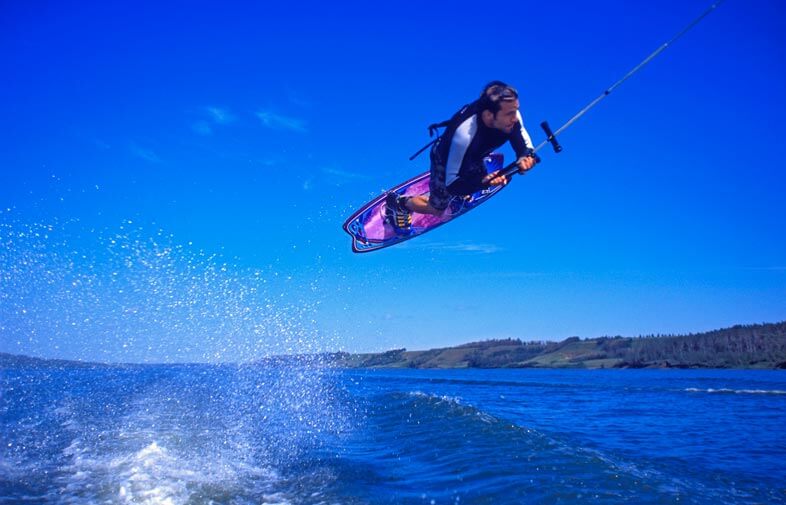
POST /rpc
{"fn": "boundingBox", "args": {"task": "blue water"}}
[2,365,785,504]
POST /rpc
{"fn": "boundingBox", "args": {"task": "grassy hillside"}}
[332,321,786,369]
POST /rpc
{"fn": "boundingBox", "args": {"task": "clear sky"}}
[1,0,785,363]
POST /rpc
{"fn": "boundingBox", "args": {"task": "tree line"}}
[612,321,786,367]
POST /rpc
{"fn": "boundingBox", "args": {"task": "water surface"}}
[2,365,784,504]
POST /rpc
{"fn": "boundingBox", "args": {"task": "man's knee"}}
[427,195,450,212]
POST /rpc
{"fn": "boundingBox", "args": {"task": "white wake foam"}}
[684,387,786,395]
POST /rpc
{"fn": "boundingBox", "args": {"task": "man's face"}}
[490,99,520,133]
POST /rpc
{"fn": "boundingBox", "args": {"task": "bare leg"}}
[404,195,444,216]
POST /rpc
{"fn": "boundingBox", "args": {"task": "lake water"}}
[2,364,784,504]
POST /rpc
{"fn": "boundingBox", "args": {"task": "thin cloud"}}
[256,110,307,133]
[191,106,235,136]
[287,91,312,109]
[192,120,213,136]
[439,242,504,254]
[130,143,162,164]
[321,166,371,182]
[91,138,111,150]
[402,240,504,254]
[205,106,235,125]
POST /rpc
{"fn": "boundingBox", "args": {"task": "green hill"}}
[332,321,786,369]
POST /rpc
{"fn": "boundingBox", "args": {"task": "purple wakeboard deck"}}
[343,153,506,253]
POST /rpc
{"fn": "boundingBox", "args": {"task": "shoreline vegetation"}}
[2,322,785,370]
[330,321,786,370]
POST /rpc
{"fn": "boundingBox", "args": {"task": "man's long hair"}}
[478,81,519,114]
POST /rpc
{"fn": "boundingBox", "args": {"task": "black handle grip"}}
[541,121,563,153]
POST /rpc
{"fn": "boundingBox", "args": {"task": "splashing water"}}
[0,211,331,363]
[2,363,358,504]
[1,209,360,503]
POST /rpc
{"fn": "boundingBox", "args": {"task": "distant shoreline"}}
[3,321,785,370]
[331,321,786,370]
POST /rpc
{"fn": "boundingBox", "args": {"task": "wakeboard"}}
[343,153,506,253]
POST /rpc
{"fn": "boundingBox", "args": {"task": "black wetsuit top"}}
[431,101,534,195]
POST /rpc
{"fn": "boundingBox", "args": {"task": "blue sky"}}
[1,0,785,363]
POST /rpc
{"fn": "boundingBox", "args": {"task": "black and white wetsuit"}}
[428,102,534,210]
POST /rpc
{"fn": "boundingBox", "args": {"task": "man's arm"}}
[509,111,535,157]
[444,115,478,187]
[483,112,537,186]
[510,111,537,173]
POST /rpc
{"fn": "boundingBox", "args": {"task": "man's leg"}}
[416,158,451,215]
[404,195,443,216]
[385,153,451,227]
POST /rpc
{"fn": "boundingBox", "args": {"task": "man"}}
[386,82,537,231]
